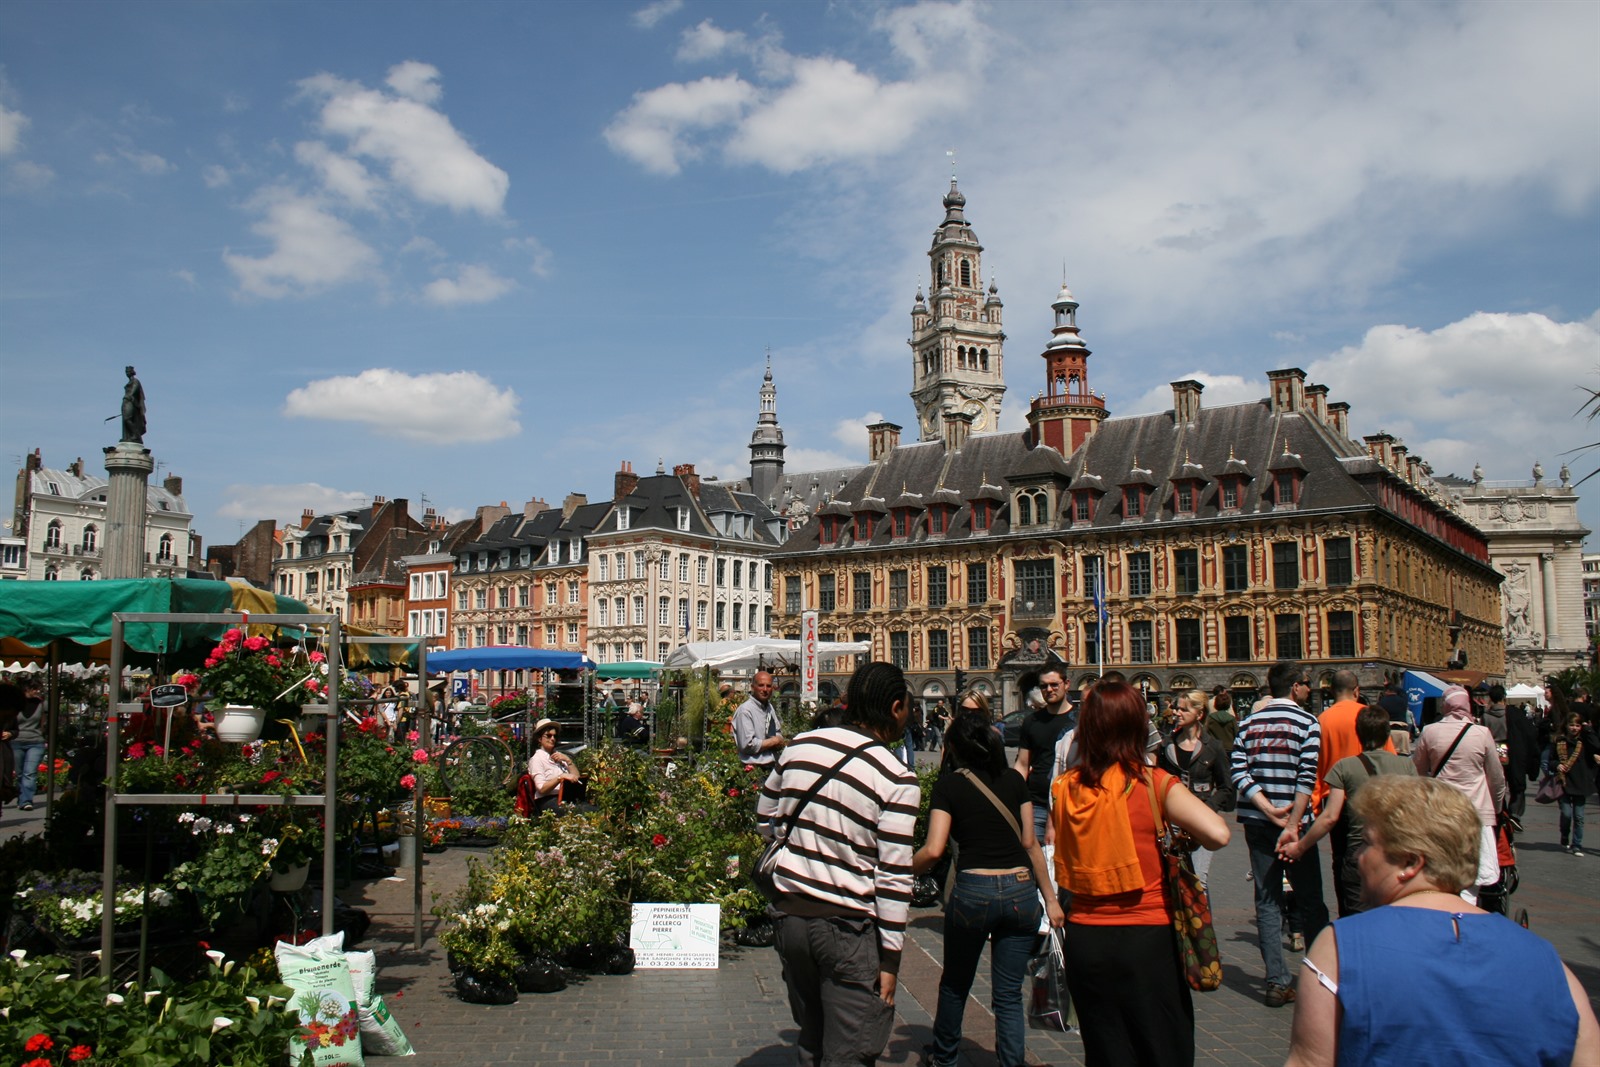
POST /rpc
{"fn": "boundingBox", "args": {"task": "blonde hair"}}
[956,688,991,719]
[1183,689,1208,720]
[1350,776,1480,893]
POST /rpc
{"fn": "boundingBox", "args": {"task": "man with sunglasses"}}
[1013,667,1076,842]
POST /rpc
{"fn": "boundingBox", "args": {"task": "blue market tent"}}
[1403,669,1450,725]
[423,645,593,673]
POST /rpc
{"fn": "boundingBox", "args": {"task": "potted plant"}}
[13,868,181,945]
[167,812,275,929]
[190,629,319,742]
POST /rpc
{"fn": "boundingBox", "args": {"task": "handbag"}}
[1145,772,1223,992]
[1534,772,1564,805]
[753,743,870,905]
[1026,927,1077,1032]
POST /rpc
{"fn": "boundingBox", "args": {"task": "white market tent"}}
[1506,683,1547,707]
[663,638,870,673]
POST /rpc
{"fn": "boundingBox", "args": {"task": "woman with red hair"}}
[1050,681,1230,1066]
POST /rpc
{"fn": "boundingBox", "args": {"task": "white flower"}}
[218,823,235,835]
[106,993,125,1005]
[259,838,279,855]
[211,1016,234,1033]
[238,813,254,823]
[191,816,213,833]
[55,973,71,981]
[145,991,162,1004]
[205,949,226,966]
[245,995,261,1013]
[0,1007,7,1019]
[178,812,196,823]
[7,949,23,961]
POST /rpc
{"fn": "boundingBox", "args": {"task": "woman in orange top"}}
[1051,681,1229,1067]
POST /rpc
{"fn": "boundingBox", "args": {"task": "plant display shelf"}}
[102,610,343,983]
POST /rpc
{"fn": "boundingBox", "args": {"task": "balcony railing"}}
[1012,595,1056,618]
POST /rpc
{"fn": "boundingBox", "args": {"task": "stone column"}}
[1541,552,1559,650]
[102,443,154,579]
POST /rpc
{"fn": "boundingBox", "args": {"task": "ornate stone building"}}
[768,184,1504,712]
[272,496,425,616]
[1443,465,1590,685]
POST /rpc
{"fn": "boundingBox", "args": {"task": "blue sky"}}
[3,0,1598,550]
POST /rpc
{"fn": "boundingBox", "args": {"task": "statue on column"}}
[119,365,146,444]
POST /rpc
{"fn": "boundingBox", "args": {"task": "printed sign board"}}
[800,610,819,703]
[147,683,189,708]
[630,903,721,969]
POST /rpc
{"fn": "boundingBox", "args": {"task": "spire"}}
[749,352,787,502]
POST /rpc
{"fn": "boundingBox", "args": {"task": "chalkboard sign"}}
[148,683,189,708]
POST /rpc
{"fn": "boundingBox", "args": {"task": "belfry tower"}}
[1026,282,1108,454]
[909,179,1006,442]
[748,355,786,503]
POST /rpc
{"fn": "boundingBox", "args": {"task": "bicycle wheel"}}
[440,736,513,795]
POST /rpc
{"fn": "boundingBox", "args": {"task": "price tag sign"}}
[148,683,189,708]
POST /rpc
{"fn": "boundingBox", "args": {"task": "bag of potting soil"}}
[275,939,366,1067]
[345,950,415,1056]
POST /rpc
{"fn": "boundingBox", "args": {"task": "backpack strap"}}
[1430,724,1473,777]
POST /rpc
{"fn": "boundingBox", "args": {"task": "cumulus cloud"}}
[0,101,27,155]
[504,235,553,278]
[607,2,990,175]
[421,263,515,305]
[201,164,232,189]
[830,411,887,454]
[217,482,371,522]
[7,160,53,191]
[95,145,175,175]
[1125,373,1269,417]
[632,0,683,30]
[294,140,381,209]
[283,368,521,444]
[1306,310,1600,481]
[223,188,379,297]
[298,64,508,215]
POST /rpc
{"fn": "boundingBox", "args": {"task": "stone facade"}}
[1445,465,1591,685]
[272,496,425,617]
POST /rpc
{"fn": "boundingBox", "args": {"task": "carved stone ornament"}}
[1498,499,1526,524]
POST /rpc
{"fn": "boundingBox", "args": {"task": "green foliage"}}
[14,868,181,940]
[912,762,942,850]
[166,814,273,928]
[1548,665,1600,700]
[0,948,310,1067]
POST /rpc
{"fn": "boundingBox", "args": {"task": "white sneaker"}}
[1573,848,1585,857]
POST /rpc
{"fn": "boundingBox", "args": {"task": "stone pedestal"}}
[103,443,154,579]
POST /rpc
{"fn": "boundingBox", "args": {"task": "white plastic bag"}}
[345,950,415,1057]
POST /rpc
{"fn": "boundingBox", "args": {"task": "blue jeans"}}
[1559,795,1586,850]
[930,870,1044,1067]
[11,742,45,807]
[1244,822,1328,988]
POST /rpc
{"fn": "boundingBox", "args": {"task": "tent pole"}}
[100,618,123,983]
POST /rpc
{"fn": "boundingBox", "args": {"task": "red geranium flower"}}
[308,650,327,663]
[70,1045,94,1062]
[651,833,667,848]
[728,788,740,797]
[25,1033,54,1052]
[22,1059,52,1067]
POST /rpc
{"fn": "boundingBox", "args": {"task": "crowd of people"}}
[753,660,1598,1067]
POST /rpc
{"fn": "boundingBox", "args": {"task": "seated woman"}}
[1285,775,1598,1066]
[523,718,584,815]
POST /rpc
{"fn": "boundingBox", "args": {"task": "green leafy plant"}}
[166,814,272,928]
[14,868,180,940]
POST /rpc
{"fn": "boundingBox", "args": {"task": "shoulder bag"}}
[1145,771,1223,992]
[1429,723,1473,777]
[752,742,871,905]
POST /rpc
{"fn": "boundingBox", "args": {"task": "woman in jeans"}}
[1554,713,1595,855]
[913,709,1064,1067]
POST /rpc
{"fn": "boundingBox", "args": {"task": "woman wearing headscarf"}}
[1050,681,1229,1066]
[1411,685,1506,903]
[1284,776,1598,1066]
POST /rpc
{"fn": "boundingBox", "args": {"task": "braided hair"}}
[845,661,908,743]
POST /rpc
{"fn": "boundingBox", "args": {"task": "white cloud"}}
[283,368,520,444]
[677,20,754,63]
[294,139,381,209]
[222,92,249,114]
[421,263,515,306]
[503,235,553,278]
[222,188,379,298]
[299,63,508,215]
[1306,309,1600,481]
[96,146,175,175]
[201,164,232,189]
[830,411,886,454]
[173,269,196,289]
[401,235,445,258]
[385,60,442,104]
[1125,373,1268,417]
[632,0,683,30]
[217,482,371,523]
[7,160,53,191]
[0,102,27,155]
[603,75,757,176]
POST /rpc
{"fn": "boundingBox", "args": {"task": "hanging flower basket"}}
[269,861,311,892]
[215,704,268,743]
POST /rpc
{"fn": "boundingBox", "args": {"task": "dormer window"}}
[971,501,992,532]
[569,539,581,561]
[1274,471,1300,506]
[1221,481,1241,509]
[928,506,952,535]
[677,507,690,531]
[892,511,911,538]
[1014,488,1047,527]
[854,514,875,540]
[1123,487,1147,519]
[1073,491,1097,524]
[820,516,841,545]
[1174,483,1195,514]
[616,508,630,531]
[549,542,561,565]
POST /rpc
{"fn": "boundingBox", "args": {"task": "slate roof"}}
[29,465,188,515]
[590,473,784,546]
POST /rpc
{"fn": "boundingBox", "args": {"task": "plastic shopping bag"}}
[1026,928,1077,1033]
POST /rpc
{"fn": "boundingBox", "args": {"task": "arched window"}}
[938,260,948,286]
[80,569,95,580]
[960,258,972,287]
[957,345,967,368]
[980,349,989,370]
[1016,494,1032,526]
[159,534,174,561]
[82,525,97,552]
[45,521,61,550]
[44,566,58,581]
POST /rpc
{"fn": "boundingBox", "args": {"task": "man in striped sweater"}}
[757,661,921,1066]
[1231,659,1327,1009]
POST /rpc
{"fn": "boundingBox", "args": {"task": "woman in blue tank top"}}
[1283,776,1598,1066]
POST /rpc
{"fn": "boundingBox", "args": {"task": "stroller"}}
[1477,817,1528,927]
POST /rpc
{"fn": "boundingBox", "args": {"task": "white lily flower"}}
[211,1016,234,1033]
[9,949,26,961]
[205,949,226,966]
[145,991,161,1003]
[245,995,260,1013]
[106,992,125,1005]
[55,973,71,981]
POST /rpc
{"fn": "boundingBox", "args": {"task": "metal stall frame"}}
[101,611,343,981]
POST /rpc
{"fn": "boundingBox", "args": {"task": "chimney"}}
[614,459,639,503]
[867,420,902,462]
[67,457,83,477]
[941,410,974,452]
[1171,380,1204,425]
[26,449,42,472]
[561,492,587,519]
[673,463,701,500]
[474,503,511,531]
[422,506,437,525]
[1327,401,1351,439]
[1364,433,1395,469]
[1303,383,1329,424]
[301,508,315,529]
[1390,443,1409,480]
[1265,367,1307,415]
[522,497,548,520]
[373,494,386,507]
[163,473,183,497]
[1406,454,1424,487]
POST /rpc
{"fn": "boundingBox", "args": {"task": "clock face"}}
[964,402,988,430]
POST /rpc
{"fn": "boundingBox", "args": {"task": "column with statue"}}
[102,365,154,579]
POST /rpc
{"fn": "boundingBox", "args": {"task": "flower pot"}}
[270,862,310,892]
[215,704,267,743]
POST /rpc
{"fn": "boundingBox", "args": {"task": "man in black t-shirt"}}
[1012,667,1076,841]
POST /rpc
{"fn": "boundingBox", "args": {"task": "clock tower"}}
[909,179,1006,443]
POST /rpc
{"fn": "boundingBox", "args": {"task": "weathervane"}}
[946,147,957,181]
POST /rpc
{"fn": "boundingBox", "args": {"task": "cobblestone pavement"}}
[6,790,1594,1066]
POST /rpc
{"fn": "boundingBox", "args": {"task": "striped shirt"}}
[756,726,921,973]
[1230,698,1321,827]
